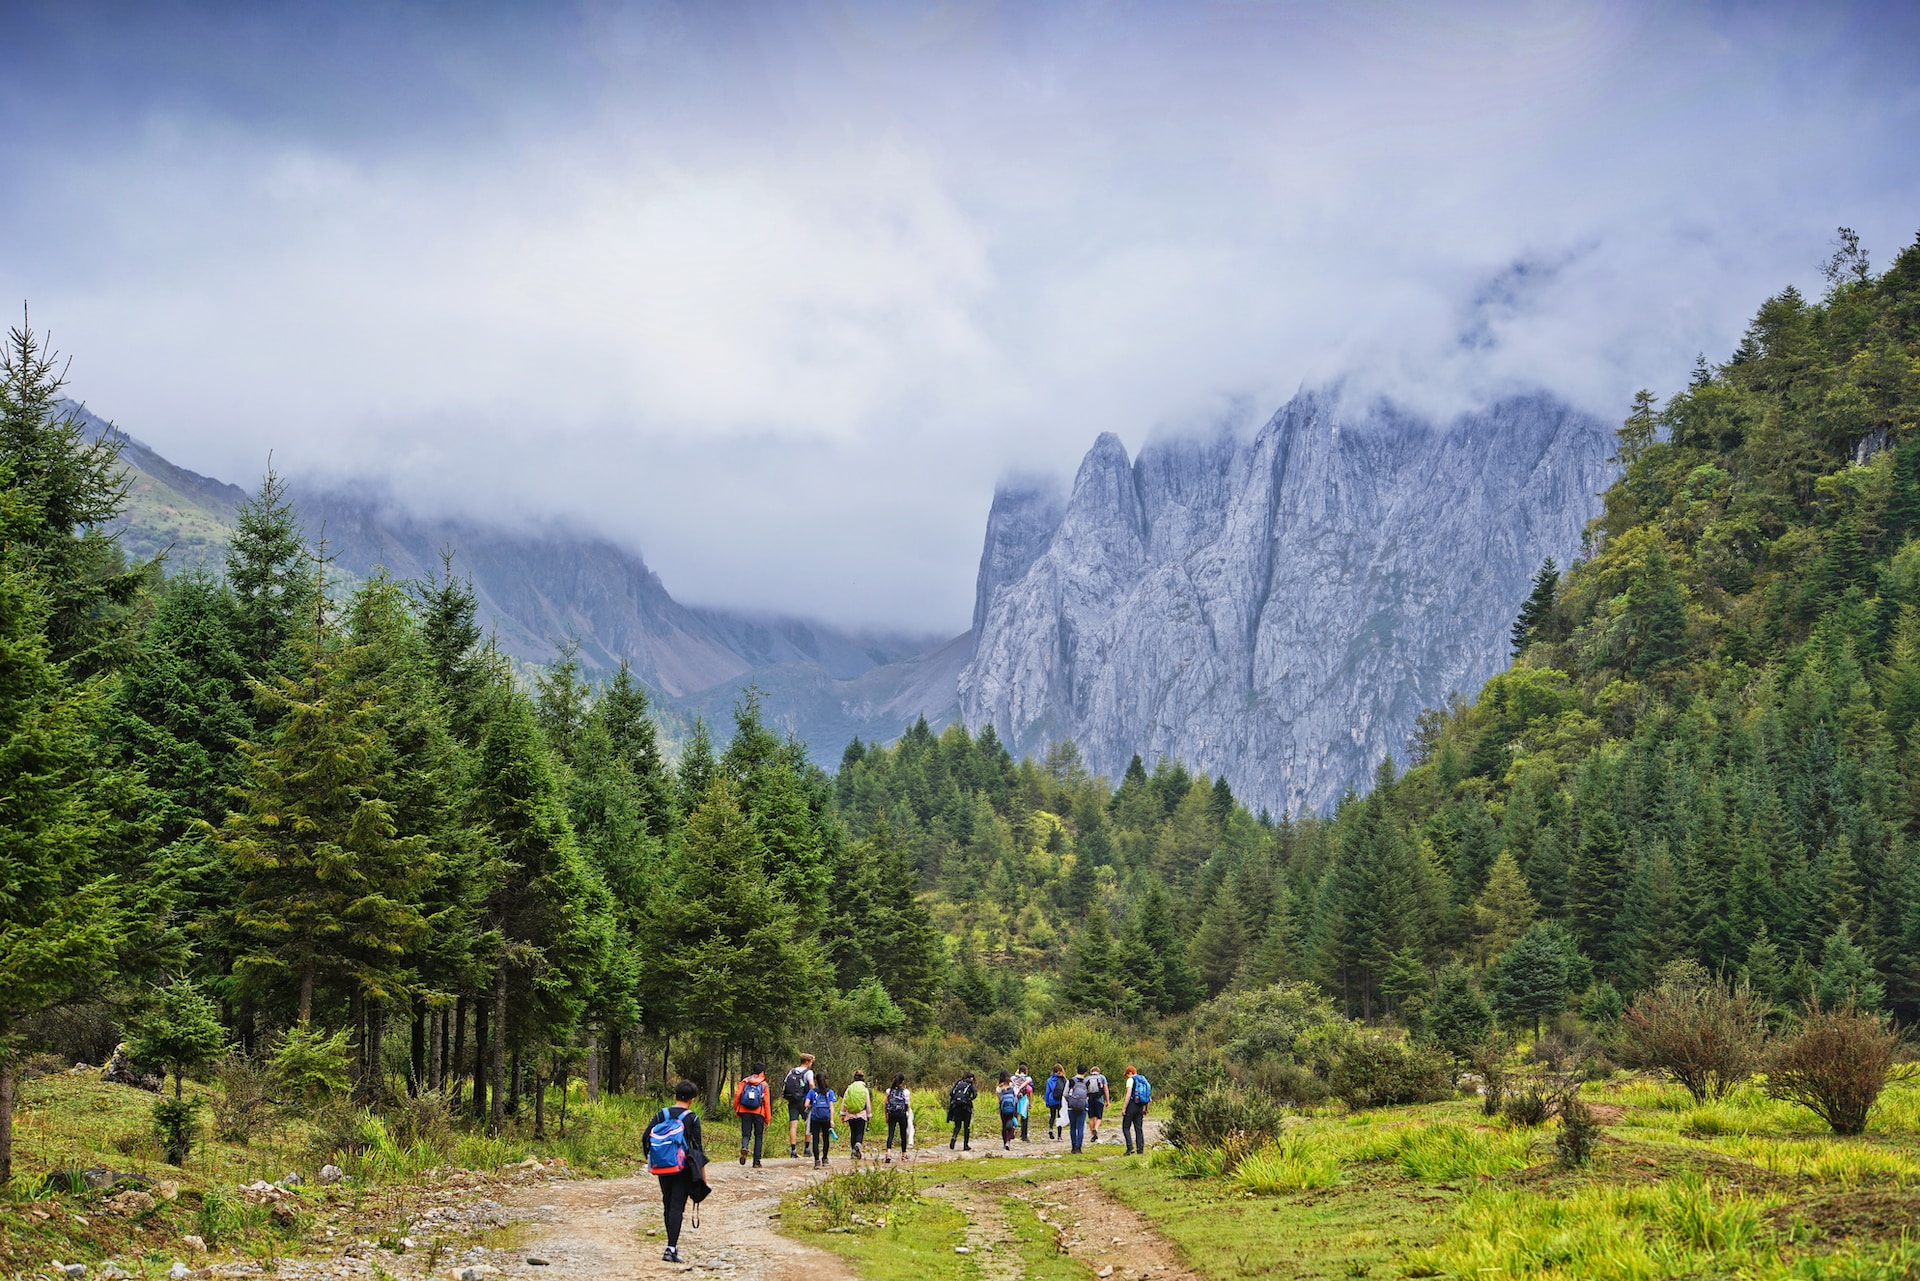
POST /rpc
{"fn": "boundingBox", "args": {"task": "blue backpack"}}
[999,1086,1019,1116]
[1131,1074,1152,1105]
[1044,1074,1064,1107]
[809,1091,835,1122]
[647,1108,690,1174]
[739,1079,765,1111]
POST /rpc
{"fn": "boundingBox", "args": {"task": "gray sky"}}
[4,1,1918,631]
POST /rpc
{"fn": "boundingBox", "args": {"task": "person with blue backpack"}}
[644,1080,707,1264]
[995,1071,1020,1150]
[1121,1064,1151,1155]
[1043,1063,1067,1140]
[733,1060,772,1167]
[804,1076,838,1167]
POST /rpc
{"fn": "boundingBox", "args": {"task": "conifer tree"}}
[1188,884,1249,999]
[1813,923,1884,1012]
[534,638,589,766]
[224,467,317,688]
[1490,923,1591,1039]
[1063,908,1131,1015]
[596,661,676,837]
[676,718,716,816]
[871,821,942,1030]
[1470,849,1538,968]
[1510,558,1558,657]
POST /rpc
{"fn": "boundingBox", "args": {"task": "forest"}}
[3,228,1920,1192]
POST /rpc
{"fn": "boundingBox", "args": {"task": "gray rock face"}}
[958,389,1615,814]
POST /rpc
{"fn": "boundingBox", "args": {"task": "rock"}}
[281,1171,303,1187]
[59,1264,89,1279]
[955,1246,972,1254]
[527,1257,551,1266]
[100,1044,163,1092]
[156,1180,180,1201]
[317,1163,345,1185]
[269,1201,298,1227]
[959,389,1613,813]
[1099,1268,1114,1278]
[180,1235,207,1253]
[170,1265,190,1281]
[105,1190,157,1216]
[455,1267,500,1280]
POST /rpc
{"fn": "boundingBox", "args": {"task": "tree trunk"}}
[366,998,385,1105]
[534,1068,547,1137]
[299,960,315,1025]
[410,1004,427,1097]
[428,1007,445,1093]
[451,997,469,1110]
[0,1053,14,1185]
[704,1041,724,1116]
[488,966,508,1135]
[473,996,490,1122]
[510,1047,522,1117]
[587,1026,600,1103]
[349,990,367,1096]
[606,1023,621,1095]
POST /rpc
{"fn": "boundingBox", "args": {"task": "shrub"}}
[813,1165,908,1227]
[1195,981,1338,1065]
[269,1021,353,1105]
[1555,1092,1601,1167]
[1615,964,1768,1103]
[1763,1004,1912,1136]
[152,1095,203,1166]
[1301,1023,1450,1109]
[1502,1086,1553,1127]
[1162,1078,1285,1149]
[384,1088,454,1150]
[1232,1135,1342,1193]
[127,978,228,1099]
[212,1054,275,1145]
[1471,1044,1508,1117]
[1015,1019,1132,1083]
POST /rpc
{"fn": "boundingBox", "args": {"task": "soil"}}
[1031,1176,1200,1281]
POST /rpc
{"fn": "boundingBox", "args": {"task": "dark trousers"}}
[1122,1103,1146,1153]
[950,1107,972,1147]
[847,1117,867,1154]
[1001,1111,1018,1142]
[887,1115,909,1150]
[1047,1106,1061,1137]
[810,1117,831,1160]
[1019,1101,1030,1140]
[738,1112,765,1161]
[658,1174,690,1248]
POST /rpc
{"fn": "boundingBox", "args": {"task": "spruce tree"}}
[1063,908,1132,1015]
[1510,558,1558,657]
[224,467,317,688]
[1188,884,1249,999]
[1470,849,1538,968]
[676,718,716,816]
[871,820,942,1030]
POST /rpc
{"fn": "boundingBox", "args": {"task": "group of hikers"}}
[640,1055,1154,1262]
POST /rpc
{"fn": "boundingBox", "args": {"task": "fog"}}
[3,0,1916,629]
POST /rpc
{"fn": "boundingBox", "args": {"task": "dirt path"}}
[1039,1176,1200,1281]
[924,1182,1022,1281]
[493,1157,859,1280]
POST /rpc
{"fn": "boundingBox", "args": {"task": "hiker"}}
[1087,1065,1110,1144]
[733,1060,772,1167]
[883,1073,913,1156]
[1121,1064,1151,1155]
[644,1079,707,1264]
[996,1071,1020,1151]
[783,1053,816,1159]
[804,1075,838,1167]
[1010,1062,1035,1141]
[841,1069,873,1159]
[947,1070,978,1151]
[1065,1065,1090,1153]
[1043,1063,1067,1139]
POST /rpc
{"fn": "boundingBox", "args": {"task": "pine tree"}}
[414,551,489,746]
[0,512,124,1181]
[1470,849,1538,968]
[1490,924,1588,1039]
[1135,880,1201,1013]
[1188,883,1249,999]
[871,820,942,1031]
[1424,966,1493,1067]
[534,638,589,767]
[641,777,823,1110]
[677,719,716,816]
[224,467,317,688]
[1063,908,1131,1014]
[1812,923,1885,1012]
[1510,558,1559,657]
[596,661,676,838]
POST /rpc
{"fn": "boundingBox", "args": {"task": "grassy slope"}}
[788,1077,1920,1281]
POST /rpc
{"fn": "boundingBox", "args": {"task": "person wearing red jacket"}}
[733,1060,773,1167]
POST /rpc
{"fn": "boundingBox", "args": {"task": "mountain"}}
[73,402,962,755]
[957,389,1617,814]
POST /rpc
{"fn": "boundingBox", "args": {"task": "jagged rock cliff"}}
[958,390,1616,814]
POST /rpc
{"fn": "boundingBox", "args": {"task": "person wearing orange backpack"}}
[733,1060,772,1167]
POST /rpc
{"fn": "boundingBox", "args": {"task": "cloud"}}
[2,0,1916,629]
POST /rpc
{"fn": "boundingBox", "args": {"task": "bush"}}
[1301,1022,1450,1109]
[1503,1085,1553,1127]
[1615,964,1768,1103]
[384,1088,454,1150]
[152,1095,203,1165]
[1194,981,1338,1065]
[1015,1019,1133,1082]
[1162,1078,1285,1150]
[1471,1044,1508,1117]
[1555,1092,1601,1167]
[1763,1004,1912,1135]
[269,1022,353,1105]
[212,1054,275,1144]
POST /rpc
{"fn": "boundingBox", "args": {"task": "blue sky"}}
[3,1,1918,630]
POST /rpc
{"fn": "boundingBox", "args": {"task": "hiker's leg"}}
[659,1175,687,1248]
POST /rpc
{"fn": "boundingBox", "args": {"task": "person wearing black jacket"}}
[947,1071,977,1151]
[643,1080,706,1263]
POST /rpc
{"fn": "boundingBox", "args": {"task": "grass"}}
[780,1171,975,1281]
[1393,1122,1538,1182]
[1004,1192,1095,1281]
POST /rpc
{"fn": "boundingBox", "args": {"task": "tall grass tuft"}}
[1395,1122,1537,1181]
[1231,1134,1343,1194]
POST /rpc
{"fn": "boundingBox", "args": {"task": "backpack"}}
[999,1087,1019,1117]
[647,1108,691,1175]
[949,1078,976,1106]
[782,1067,811,1103]
[1130,1074,1152,1105]
[809,1091,834,1122]
[1044,1074,1064,1108]
[739,1079,765,1111]
[885,1087,910,1120]
[1066,1077,1089,1109]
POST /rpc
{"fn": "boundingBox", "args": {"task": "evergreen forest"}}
[4,229,1920,1190]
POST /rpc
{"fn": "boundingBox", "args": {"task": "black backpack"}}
[950,1078,976,1106]
[885,1087,911,1120]
[782,1067,811,1103]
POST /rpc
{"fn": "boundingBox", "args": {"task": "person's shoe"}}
[662,1247,680,1262]
[790,1144,798,1158]
[739,1150,748,1165]
[753,1158,762,1168]
[963,1144,971,1151]
[949,1140,956,1150]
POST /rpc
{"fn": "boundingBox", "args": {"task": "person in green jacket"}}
[840,1069,874,1159]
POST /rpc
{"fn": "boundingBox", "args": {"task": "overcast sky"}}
[4,1,1918,631]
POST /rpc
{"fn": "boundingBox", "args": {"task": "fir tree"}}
[1510,558,1559,657]
[1469,849,1538,968]
[1812,923,1884,1012]
[224,467,317,687]
[1490,924,1590,1040]
[1063,908,1130,1014]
